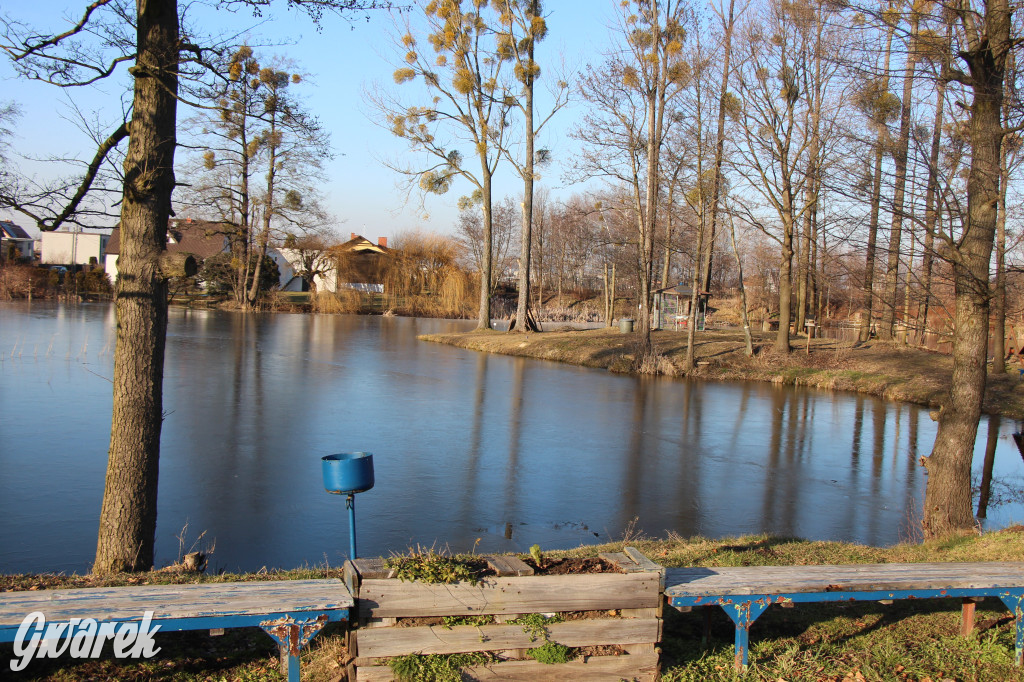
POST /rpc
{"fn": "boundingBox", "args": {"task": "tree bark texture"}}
[94,0,178,574]
[923,7,1007,536]
[477,169,493,330]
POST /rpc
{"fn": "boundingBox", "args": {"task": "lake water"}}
[1,302,1022,574]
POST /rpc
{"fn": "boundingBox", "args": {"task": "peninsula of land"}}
[420,327,1024,419]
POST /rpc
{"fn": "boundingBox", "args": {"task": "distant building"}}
[331,234,390,293]
[41,229,111,267]
[272,247,337,293]
[653,284,711,331]
[0,220,35,260]
[104,219,229,284]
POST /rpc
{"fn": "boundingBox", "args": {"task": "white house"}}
[41,230,110,266]
[272,247,337,293]
[0,220,35,260]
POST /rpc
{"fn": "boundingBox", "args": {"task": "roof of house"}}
[336,235,390,255]
[656,284,710,297]
[0,220,32,240]
[105,220,229,258]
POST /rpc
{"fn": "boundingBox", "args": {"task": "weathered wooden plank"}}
[664,562,1024,597]
[0,579,353,624]
[600,552,643,572]
[358,573,661,619]
[621,642,657,655]
[624,547,664,574]
[355,618,660,658]
[619,607,660,619]
[350,558,394,580]
[356,652,660,681]
[362,617,399,629]
[344,560,361,599]
[484,555,534,577]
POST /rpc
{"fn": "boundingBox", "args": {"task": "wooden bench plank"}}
[665,563,1024,597]
[355,618,660,658]
[0,579,353,624]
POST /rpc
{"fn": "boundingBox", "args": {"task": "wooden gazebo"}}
[653,284,710,331]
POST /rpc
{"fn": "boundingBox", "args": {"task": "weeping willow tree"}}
[382,231,475,318]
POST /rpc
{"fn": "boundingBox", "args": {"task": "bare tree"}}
[455,195,517,291]
[854,6,899,343]
[573,0,691,359]
[492,0,567,332]
[878,2,923,340]
[372,1,510,329]
[730,0,817,353]
[180,47,331,308]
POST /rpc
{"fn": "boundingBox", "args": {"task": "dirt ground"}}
[420,326,1024,419]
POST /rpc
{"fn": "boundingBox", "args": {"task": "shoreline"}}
[419,326,1024,420]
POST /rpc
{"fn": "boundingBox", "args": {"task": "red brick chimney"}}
[351,232,357,241]
[378,237,388,248]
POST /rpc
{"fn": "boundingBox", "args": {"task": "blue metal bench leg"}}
[721,600,769,672]
[260,614,329,682]
[1000,592,1024,665]
[701,605,713,647]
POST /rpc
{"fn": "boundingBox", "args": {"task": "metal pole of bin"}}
[345,493,357,559]
[321,452,374,560]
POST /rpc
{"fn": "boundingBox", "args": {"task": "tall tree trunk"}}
[923,9,1007,537]
[703,0,737,296]
[992,67,1011,372]
[776,211,794,353]
[94,0,178,575]
[685,83,708,369]
[726,210,753,355]
[636,0,667,357]
[477,169,493,330]
[247,110,278,308]
[513,4,538,333]
[918,55,947,342]
[879,13,919,340]
[800,9,823,333]
[859,21,896,343]
[685,204,705,369]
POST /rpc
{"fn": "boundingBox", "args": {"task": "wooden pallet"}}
[343,547,664,681]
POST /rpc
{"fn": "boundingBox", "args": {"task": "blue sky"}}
[1,0,619,240]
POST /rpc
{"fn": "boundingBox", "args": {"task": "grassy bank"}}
[419,327,1024,419]
[3,529,1023,680]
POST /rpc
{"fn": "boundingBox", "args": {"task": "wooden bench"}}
[665,562,1024,671]
[0,579,353,681]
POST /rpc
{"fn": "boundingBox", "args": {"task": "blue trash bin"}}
[321,452,374,494]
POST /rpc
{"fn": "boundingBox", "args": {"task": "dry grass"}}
[0,262,45,299]
[311,289,362,314]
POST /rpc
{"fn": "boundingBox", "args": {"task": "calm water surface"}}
[1,302,1022,574]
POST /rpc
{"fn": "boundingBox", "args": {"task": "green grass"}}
[660,601,1024,681]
